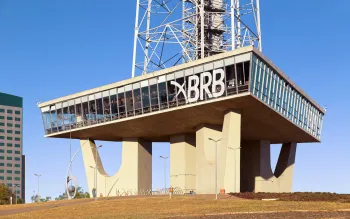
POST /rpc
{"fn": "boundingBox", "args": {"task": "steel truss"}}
[131,0,262,77]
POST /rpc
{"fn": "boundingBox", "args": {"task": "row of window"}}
[250,55,324,139]
[0,176,20,181]
[40,54,251,134]
[0,136,21,141]
[0,169,21,174]
[0,156,21,161]
[0,143,21,147]
[0,116,21,121]
[0,163,20,167]
[0,123,21,128]
[0,129,21,134]
[0,150,21,154]
[0,109,21,115]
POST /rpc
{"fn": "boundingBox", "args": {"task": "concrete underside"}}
[48,94,318,144]
[80,108,298,196]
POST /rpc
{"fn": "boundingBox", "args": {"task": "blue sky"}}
[0,0,349,202]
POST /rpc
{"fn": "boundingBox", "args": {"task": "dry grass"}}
[2,196,350,219]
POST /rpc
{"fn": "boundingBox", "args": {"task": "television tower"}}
[131,0,262,77]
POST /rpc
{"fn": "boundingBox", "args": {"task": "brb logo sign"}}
[170,69,225,103]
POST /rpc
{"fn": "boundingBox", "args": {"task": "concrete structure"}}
[80,139,151,197]
[0,92,25,201]
[38,46,325,196]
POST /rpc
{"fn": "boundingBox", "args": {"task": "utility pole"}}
[159,156,168,192]
[13,184,20,204]
[208,138,222,200]
[34,174,42,202]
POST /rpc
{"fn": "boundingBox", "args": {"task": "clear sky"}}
[0,0,349,202]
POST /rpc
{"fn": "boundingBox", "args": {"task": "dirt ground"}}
[0,195,349,219]
[171,211,350,219]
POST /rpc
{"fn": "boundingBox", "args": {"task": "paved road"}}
[171,211,350,219]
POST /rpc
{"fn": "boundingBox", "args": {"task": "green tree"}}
[31,194,38,203]
[0,184,11,204]
[0,183,17,205]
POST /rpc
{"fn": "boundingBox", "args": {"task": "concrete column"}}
[240,140,297,193]
[274,142,297,192]
[195,124,222,194]
[222,110,241,193]
[81,138,152,197]
[170,134,196,193]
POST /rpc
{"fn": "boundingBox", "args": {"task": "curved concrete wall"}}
[241,141,297,193]
[81,139,152,197]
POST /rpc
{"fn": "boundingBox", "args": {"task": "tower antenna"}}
[131,0,262,77]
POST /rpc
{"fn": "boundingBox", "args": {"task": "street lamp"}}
[159,156,168,192]
[34,174,42,202]
[228,147,241,193]
[92,145,102,201]
[13,184,20,204]
[208,137,222,200]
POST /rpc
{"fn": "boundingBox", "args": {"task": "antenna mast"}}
[132,0,262,77]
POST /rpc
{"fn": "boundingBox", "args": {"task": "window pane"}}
[56,103,63,131]
[133,84,142,115]
[88,96,96,122]
[50,105,57,131]
[158,77,167,109]
[125,86,134,117]
[82,98,89,122]
[117,89,125,118]
[149,79,159,111]
[68,102,76,126]
[96,94,103,122]
[103,92,111,120]
[141,81,150,113]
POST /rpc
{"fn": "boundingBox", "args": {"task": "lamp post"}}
[228,147,241,193]
[208,138,222,200]
[159,156,168,192]
[13,184,20,204]
[34,174,42,202]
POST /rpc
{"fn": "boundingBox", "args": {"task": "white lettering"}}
[170,68,226,103]
[187,75,199,103]
[171,81,187,103]
[200,72,213,100]
[212,69,225,98]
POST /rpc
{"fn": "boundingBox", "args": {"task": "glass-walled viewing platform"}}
[39,49,325,141]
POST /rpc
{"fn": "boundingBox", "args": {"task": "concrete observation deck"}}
[38,46,325,144]
[38,46,325,196]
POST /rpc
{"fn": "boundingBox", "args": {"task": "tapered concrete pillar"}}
[81,138,152,197]
[241,140,297,193]
[274,142,297,192]
[221,110,241,193]
[170,134,196,193]
[196,125,222,194]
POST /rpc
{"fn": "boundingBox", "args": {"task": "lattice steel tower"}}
[131,0,262,77]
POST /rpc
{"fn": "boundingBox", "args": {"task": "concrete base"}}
[195,109,242,194]
[81,138,152,197]
[170,134,196,193]
[241,141,297,193]
[196,124,222,194]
